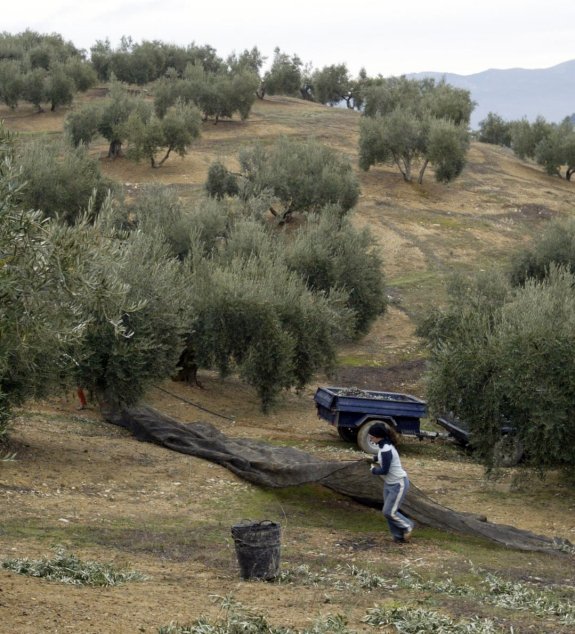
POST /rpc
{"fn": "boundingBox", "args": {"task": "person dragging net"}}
[369,423,414,544]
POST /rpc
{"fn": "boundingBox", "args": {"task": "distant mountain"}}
[408,59,575,129]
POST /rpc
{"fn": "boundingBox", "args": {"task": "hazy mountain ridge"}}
[408,59,575,129]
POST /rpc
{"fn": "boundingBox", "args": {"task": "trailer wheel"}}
[357,420,395,455]
[493,435,524,467]
[337,426,358,443]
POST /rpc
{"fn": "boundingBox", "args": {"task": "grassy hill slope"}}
[1,94,574,634]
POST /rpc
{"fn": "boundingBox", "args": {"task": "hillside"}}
[410,59,575,128]
[7,90,572,380]
[1,95,574,633]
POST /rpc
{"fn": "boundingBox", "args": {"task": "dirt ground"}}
[1,371,574,633]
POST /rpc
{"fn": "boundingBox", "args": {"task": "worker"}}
[77,387,88,410]
[369,423,414,544]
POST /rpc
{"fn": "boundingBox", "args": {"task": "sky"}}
[4,0,575,77]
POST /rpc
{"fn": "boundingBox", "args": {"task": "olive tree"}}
[534,118,575,179]
[508,216,575,286]
[311,64,351,105]
[478,112,512,146]
[359,77,473,184]
[90,39,113,81]
[0,126,81,435]
[419,267,575,472]
[16,138,114,224]
[359,109,426,182]
[426,118,470,183]
[122,100,202,167]
[205,160,239,200]
[65,103,101,147]
[284,207,387,336]
[64,57,97,92]
[507,116,575,180]
[97,81,148,158]
[197,71,259,123]
[189,245,352,411]
[206,137,360,221]
[510,116,553,160]
[261,47,304,98]
[153,69,259,124]
[66,204,193,408]
[0,60,24,109]
[345,67,370,110]
[44,64,75,111]
[22,68,47,112]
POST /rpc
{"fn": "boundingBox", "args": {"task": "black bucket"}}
[231,520,281,581]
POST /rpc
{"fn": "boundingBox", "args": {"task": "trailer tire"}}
[337,426,358,443]
[493,435,524,467]
[357,420,395,455]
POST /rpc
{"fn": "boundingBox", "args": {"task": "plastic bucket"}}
[231,520,281,581]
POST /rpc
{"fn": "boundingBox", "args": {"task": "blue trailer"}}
[314,386,431,454]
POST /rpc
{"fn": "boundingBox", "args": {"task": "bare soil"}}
[1,93,575,633]
[1,375,574,633]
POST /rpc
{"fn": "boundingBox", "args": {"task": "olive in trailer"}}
[314,386,430,454]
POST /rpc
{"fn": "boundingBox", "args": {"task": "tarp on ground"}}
[103,404,572,555]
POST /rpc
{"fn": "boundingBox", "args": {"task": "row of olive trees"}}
[0,31,96,111]
[478,112,575,180]
[88,38,342,106]
[129,188,385,409]
[358,77,474,184]
[259,48,387,110]
[418,217,575,472]
[65,81,202,165]
[64,68,260,168]
[90,39,381,111]
[0,122,386,434]
[153,64,260,123]
[89,37,261,84]
[2,28,473,138]
[87,41,328,105]
[88,39,344,108]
